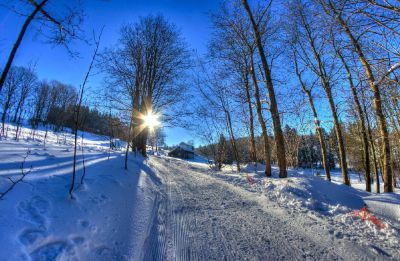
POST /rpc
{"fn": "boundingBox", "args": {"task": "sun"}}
[143,112,160,129]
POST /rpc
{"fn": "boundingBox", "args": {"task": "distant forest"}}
[0,68,127,140]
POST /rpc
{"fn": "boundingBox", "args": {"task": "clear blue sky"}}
[0,0,221,146]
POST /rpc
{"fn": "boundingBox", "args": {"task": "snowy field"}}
[0,124,159,260]
[0,124,400,260]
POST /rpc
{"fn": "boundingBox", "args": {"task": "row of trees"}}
[194,0,400,193]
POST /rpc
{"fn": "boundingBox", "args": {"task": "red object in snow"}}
[351,206,386,229]
[246,174,257,185]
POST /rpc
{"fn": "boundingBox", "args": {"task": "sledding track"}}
[142,156,385,261]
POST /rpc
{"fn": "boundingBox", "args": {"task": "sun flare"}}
[143,113,160,129]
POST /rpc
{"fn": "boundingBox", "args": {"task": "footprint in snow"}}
[78,220,90,229]
[18,228,46,246]
[89,194,109,205]
[71,236,85,246]
[30,241,75,261]
[92,246,120,260]
[17,196,50,229]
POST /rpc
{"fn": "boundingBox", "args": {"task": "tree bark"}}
[242,0,287,177]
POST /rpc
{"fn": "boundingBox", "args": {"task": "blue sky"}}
[0,0,221,146]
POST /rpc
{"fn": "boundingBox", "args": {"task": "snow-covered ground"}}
[147,157,400,259]
[0,124,158,260]
[1,123,399,260]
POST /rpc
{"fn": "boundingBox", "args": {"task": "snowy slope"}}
[0,124,158,260]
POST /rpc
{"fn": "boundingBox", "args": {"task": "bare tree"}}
[0,0,83,93]
[293,51,331,181]
[195,60,242,172]
[288,0,350,185]
[242,0,287,178]
[12,66,37,124]
[1,67,22,136]
[101,15,191,158]
[332,38,372,191]
[69,30,102,198]
[210,3,271,174]
[318,0,399,192]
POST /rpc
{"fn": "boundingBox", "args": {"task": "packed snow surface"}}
[0,123,399,260]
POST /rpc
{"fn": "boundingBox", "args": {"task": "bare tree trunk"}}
[361,88,380,193]
[79,123,87,185]
[69,30,102,198]
[244,73,257,165]
[242,0,287,178]
[294,56,331,181]
[225,109,241,172]
[298,11,350,185]
[125,113,133,170]
[336,49,371,191]
[249,53,272,176]
[0,0,48,93]
[322,0,392,192]
[326,89,351,185]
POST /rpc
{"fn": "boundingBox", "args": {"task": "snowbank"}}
[168,159,400,257]
[364,193,400,222]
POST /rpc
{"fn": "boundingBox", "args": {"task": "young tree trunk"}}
[322,0,392,192]
[125,113,134,170]
[325,87,351,185]
[299,13,350,185]
[250,55,272,176]
[13,97,24,123]
[69,30,102,198]
[244,73,257,165]
[336,50,371,191]
[79,124,87,185]
[242,0,287,178]
[1,103,9,136]
[225,109,241,172]
[0,0,48,93]
[294,57,331,180]
[361,88,381,193]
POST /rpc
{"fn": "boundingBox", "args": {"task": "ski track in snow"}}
[143,156,396,261]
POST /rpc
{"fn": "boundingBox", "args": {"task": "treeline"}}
[194,0,400,193]
[0,66,127,140]
[197,126,336,169]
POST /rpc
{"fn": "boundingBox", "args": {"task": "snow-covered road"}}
[142,156,384,260]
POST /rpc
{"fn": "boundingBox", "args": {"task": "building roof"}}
[178,142,194,152]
